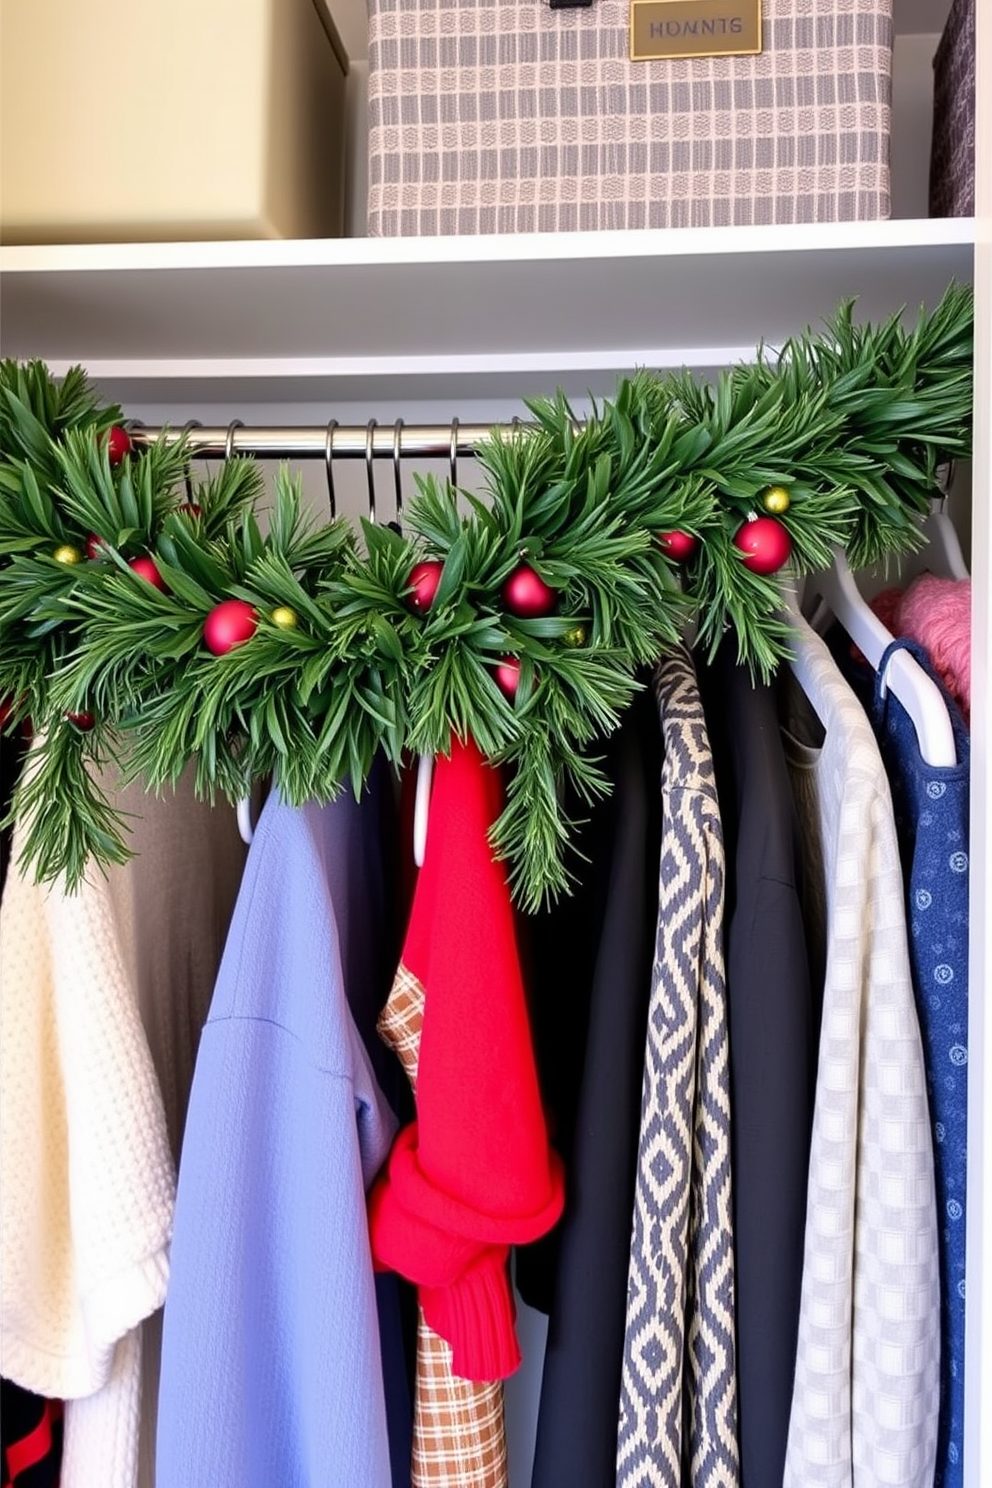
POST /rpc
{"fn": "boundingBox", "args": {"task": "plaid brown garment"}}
[414,1318,507,1488]
[378,965,509,1488]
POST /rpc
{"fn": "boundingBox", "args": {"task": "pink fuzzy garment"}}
[865,575,971,725]
[897,573,971,726]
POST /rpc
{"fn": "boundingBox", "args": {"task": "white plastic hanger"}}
[913,504,970,581]
[237,762,434,857]
[920,462,970,581]
[804,546,957,768]
[779,590,829,733]
[413,753,433,867]
[236,796,255,846]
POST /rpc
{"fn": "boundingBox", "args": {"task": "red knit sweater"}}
[368,738,564,1380]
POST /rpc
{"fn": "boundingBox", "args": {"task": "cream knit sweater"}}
[0,814,174,1488]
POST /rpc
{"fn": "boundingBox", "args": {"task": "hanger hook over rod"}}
[449,417,460,490]
[365,418,378,525]
[179,418,203,502]
[224,418,244,463]
[324,419,338,519]
[392,419,404,529]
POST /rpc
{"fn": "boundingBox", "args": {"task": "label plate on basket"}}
[630,0,761,60]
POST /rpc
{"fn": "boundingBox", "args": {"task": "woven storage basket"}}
[929,0,974,218]
[367,0,893,235]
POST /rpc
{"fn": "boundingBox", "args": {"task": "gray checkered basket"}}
[367,0,892,235]
[929,0,974,217]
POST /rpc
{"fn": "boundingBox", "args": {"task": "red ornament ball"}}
[203,599,258,656]
[178,502,202,519]
[129,555,167,591]
[66,710,95,731]
[85,532,107,560]
[502,564,556,619]
[106,426,132,466]
[733,516,793,576]
[657,530,699,563]
[494,657,522,699]
[407,560,444,614]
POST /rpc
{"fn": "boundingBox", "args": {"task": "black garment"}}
[329,753,407,1115]
[698,640,816,1488]
[324,755,414,1488]
[0,728,27,894]
[519,685,662,1488]
[0,1382,63,1488]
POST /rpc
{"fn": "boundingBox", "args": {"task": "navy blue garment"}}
[847,637,969,1488]
[319,760,413,1488]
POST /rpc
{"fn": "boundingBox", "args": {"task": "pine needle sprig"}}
[0,360,120,477]
[9,723,133,890]
[489,726,581,909]
[0,459,73,551]
[119,470,358,800]
[53,426,191,546]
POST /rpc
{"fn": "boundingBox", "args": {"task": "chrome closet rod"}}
[130,422,543,461]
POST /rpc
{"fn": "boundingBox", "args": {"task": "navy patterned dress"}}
[857,638,969,1488]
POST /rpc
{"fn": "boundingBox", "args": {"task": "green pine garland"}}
[0,283,974,909]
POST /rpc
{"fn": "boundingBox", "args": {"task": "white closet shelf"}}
[0,218,974,404]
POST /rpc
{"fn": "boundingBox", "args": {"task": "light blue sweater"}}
[156,792,397,1488]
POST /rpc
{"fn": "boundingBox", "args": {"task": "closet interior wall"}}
[0,0,988,1480]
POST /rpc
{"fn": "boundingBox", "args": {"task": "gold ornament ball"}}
[762,486,791,515]
[53,544,83,565]
[562,624,587,648]
[271,605,299,630]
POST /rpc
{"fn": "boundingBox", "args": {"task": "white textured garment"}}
[779,617,941,1488]
[0,760,247,1488]
[0,818,174,1484]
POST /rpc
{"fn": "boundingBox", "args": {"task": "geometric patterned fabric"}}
[617,646,740,1488]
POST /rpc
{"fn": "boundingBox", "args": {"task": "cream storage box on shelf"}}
[0,0,348,244]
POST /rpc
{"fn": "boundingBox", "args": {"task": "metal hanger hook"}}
[935,459,957,510]
[392,419,404,529]
[324,419,338,519]
[180,418,203,502]
[365,418,378,524]
[224,418,244,462]
[449,417,460,490]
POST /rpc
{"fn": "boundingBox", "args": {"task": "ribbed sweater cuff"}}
[421,1249,521,1381]
[1,1243,170,1399]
